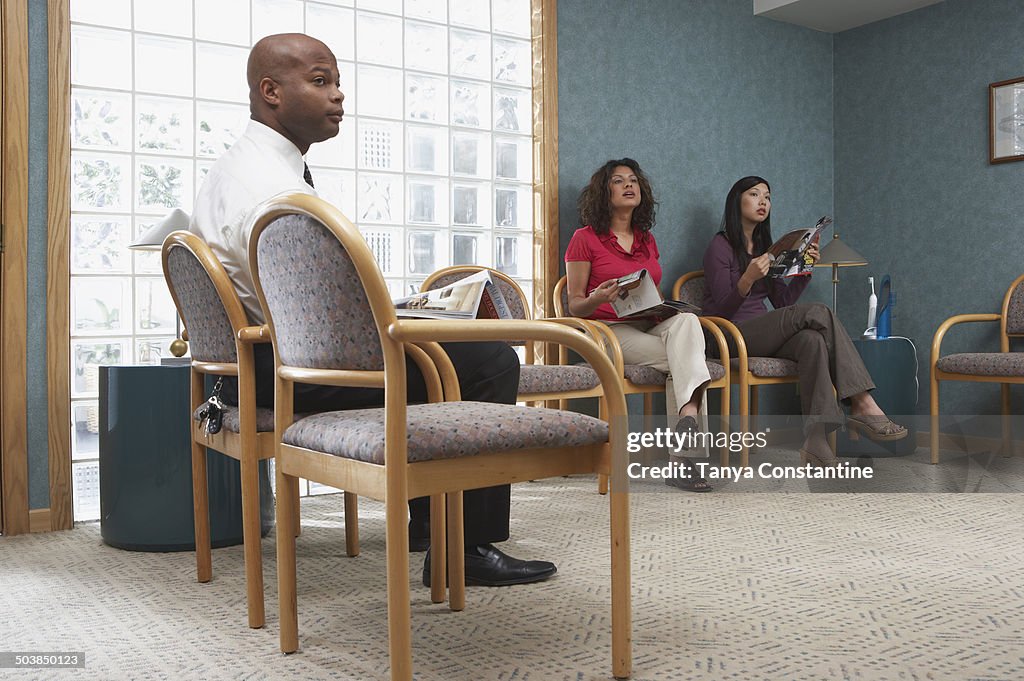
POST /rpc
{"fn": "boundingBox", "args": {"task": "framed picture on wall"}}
[989,76,1024,163]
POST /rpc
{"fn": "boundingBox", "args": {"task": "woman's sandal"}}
[847,414,908,442]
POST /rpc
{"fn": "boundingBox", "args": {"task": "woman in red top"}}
[565,158,712,492]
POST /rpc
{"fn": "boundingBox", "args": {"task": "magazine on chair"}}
[766,215,832,278]
[609,269,702,318]
[393,270,513,319]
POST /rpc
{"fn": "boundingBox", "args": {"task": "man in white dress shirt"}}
[191,33,555,587]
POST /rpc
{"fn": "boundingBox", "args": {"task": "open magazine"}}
[766,215,832,278]
[393,270,513,319]
[609,269,702,318]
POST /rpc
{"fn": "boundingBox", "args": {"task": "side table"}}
[837,337,919,456]
[99,364,274,551]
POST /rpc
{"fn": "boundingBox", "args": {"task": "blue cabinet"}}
[99,365,273,551]
[838,337,919,456]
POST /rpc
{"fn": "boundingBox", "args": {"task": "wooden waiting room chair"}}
[930,272,1024,463]
[162,231,358,629]
[248,193,632,680]
[674,270,800,467]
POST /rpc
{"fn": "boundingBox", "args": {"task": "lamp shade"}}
[813,235,867,267]
[129,208,192,251]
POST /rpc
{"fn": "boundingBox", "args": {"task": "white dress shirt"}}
[190,120,317,323]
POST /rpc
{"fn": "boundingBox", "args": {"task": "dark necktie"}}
[302,163,314,188]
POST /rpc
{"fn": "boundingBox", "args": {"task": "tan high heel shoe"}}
[847,414,908,442]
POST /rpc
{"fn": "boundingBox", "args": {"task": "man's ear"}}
[259,77,281,107]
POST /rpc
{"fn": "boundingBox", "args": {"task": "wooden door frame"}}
[0,0,71,535]
[1,0,30,535]
[47,0,72,532]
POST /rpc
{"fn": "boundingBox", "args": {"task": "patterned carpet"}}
[2,456,1023,681]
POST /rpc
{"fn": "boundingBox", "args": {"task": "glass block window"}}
[70,0,535,520]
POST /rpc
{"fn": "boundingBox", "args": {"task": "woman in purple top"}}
[703,176,907,466]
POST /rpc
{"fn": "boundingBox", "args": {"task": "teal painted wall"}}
[556,0,835,417]
[834,0,1024,416]
[557,0,835,278]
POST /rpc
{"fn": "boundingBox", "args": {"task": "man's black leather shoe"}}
[422,543,557,587]
[408,518,430,553]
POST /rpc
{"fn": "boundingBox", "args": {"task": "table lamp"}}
[128,208,192,357]
[813,232,868,312]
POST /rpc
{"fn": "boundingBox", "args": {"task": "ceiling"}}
[753,0,946,33]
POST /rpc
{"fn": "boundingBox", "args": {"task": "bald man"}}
[191,34,555,587]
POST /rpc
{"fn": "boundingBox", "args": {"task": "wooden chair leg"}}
[191,436,212,584]
[749,385,760,458]
[608,474,632,679]
[1001,383,1013,457]
[277,468,300,654]
[598,396,609,494]
[930,372,940,464]
[429,494,446,604]
[385,487,413,681]
[446,491,466,612]
[344,491,359,557]
[719,389,730,467]
[239,454,265,628]
[739,380,750,469]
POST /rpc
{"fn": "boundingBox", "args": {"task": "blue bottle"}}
[876,275,892,339]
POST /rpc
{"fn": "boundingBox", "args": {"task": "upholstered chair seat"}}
[517,363,601,394]
[282,402,609,465]
[934,353,1024,377]
[192,404,278,433]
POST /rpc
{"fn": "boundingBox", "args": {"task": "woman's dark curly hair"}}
[576,158,657,235]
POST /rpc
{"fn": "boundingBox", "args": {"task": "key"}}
[206,395,224,435]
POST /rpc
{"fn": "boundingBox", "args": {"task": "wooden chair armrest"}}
[237,324,271,344]
[405,341,459,402]
[387,318,628,421]
[697,317,730,380]
[702,316,747,365]
[931,313,1002,367]
[542,317,626,376]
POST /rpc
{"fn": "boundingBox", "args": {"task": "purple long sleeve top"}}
[701,233,811,322]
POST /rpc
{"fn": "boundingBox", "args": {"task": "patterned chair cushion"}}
[518,364,600,395]
[282,401,609,464]
[165,246,237,363]
[257,214,384,371]
[677,278,705,310]
[706,360,726,381]
[192,404,277,433]
[622,364,668,386]
[735,356,798,378]
[1005,280,1024,334]
[936,353,1024,377]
